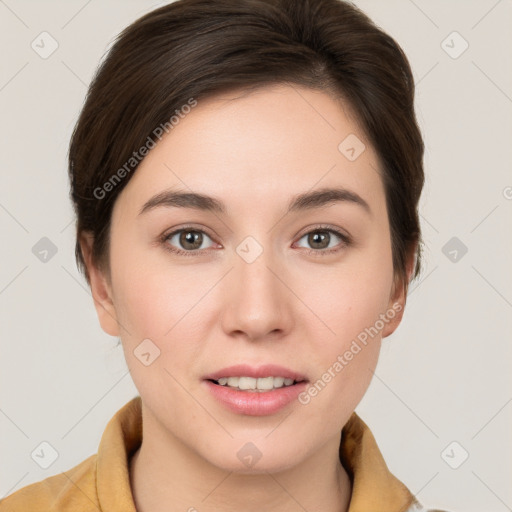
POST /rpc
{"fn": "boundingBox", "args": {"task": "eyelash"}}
[160,224,352,258]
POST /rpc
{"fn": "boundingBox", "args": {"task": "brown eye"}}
[295,227,351,255]
[164,228,215,254]
[308,231,330,249]
[179,230,203,250]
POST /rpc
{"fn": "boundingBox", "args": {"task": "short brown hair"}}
[68,0,424,289]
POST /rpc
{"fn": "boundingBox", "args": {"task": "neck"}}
[129,407,352,512]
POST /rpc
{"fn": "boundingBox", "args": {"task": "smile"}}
[211,376,300,391]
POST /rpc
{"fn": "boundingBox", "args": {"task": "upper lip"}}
[203,364,308,382]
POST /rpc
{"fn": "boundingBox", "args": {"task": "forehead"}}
[116,84,384,214]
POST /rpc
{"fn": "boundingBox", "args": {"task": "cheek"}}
[110,260,210,413]
[108,242,231,408]
[308,246,394,351]
[306,274,387,390]
[298,238,394,412]
[109,225,201,336]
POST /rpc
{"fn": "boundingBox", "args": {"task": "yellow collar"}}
[340,411,418,511]
[96,396,419,512]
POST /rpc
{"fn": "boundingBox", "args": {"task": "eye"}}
[295,226,351,255]
[161,225,351,257]
[163,226,217,256]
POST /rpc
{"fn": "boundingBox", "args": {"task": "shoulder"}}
[0,453,99,512]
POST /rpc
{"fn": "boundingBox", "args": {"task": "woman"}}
[0,0,451,510]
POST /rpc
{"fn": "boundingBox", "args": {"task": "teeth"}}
[214,376,297,391]
[238,377,256,390]
[272,377,285,388]
[227,377,239,387]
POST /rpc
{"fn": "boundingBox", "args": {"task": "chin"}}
[199,438,307,475]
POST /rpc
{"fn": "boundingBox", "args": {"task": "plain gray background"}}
[1,1,511,510]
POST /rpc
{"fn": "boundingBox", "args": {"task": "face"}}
[85,84,407,474]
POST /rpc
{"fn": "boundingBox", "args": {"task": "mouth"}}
[203,365,309,415]
[203,363,308,397]
[207,375,306,392]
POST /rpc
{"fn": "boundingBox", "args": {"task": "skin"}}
[81,84,414,512]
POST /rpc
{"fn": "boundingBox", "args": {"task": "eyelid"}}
[295,223,351,242]
[162,223,217,242]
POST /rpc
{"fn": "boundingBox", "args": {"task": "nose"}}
[220,244,294,342]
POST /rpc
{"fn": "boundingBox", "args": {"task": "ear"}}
[80,232,120,337]
[381,243,417,338]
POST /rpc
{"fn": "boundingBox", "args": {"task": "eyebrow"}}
[139,186,371,216]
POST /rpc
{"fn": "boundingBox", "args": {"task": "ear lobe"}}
[80,233,120,337]
[382,244,417,339]
[381,275,407,338]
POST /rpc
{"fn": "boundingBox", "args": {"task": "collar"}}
[340,412,418,511]
[96,396,418,512]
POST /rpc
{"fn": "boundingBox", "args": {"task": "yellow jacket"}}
[0,396,448,511]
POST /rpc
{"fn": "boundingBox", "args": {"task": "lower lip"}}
[203,380,308,416]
